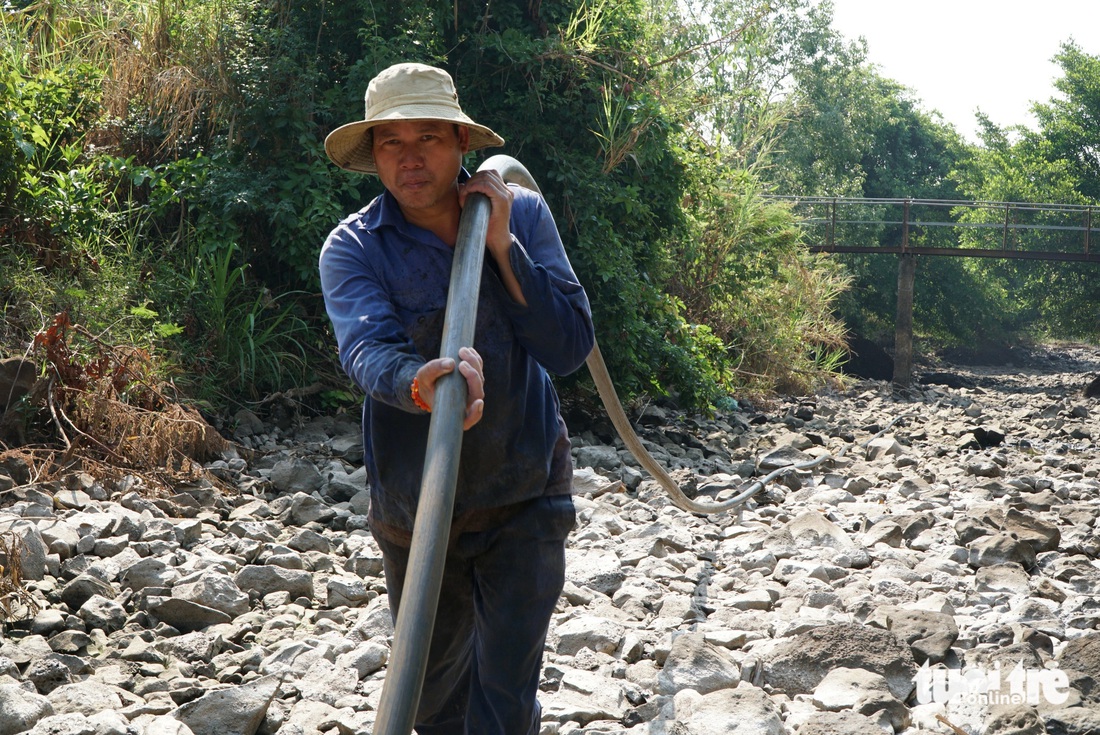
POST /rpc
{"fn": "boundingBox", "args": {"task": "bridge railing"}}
[765,196,1100,262]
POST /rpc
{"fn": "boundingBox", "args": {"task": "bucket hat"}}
[324,62,505,174]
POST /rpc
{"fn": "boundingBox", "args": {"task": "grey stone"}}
[657,632,740,695]
[554,615,625,656]
[270,461,324,494]
[969,532,1037,569]
[121,557,180,591]
[235,565,313,600]
[658,687,785,735]
[811,666,893,710]
[983,704,1046,735]
[763,622,916,700]
[335,641,388,679]
[0,684,54,735]
[156,632,220,664]
[326,576,370,608]
[24,712,96,735]
[77,595,126,633]
[874,607,959,664]
[286,492,334,525]
[173,571,250,617]
[796,709,886,735]
[45,681,122,716]
[1002,507,1060,553]
[172,674,281,735]
[59,575,116,611]
[145,596,232,632]
[565,547,625,596]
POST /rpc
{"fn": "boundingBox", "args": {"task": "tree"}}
[952,108,1098,341]
[0,0,861,409]
[1033,41,1100,202]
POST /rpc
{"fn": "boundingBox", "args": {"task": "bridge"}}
[767,196,1100,387]
[769,196,1100,261]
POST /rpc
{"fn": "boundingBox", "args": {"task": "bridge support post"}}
[893,254,916,389]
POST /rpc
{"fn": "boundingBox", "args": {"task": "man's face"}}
[371,120,470,218]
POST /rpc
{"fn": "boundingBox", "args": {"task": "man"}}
[319,62,594,734]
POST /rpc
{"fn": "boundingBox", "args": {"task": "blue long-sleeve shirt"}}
[319,172,594,536]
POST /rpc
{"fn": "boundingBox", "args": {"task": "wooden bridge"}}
[767,196,1100,387]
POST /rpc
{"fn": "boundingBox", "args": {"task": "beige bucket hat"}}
[324,62,505,174]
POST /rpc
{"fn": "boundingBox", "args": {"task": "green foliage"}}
[1033,42,1100,202]
[176,243,311,402]
[950,108,1100,341]
[2,0,903,417]
[669,164,850,397]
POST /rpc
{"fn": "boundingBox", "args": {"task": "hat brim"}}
[324,108,505,174]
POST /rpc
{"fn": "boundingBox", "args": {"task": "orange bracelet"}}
[411,377,431,412]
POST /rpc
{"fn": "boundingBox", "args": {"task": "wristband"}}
[411,377,431,412]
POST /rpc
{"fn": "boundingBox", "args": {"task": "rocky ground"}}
[2,344,1100,735]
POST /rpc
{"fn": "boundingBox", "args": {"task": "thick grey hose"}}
[371,187,492,735]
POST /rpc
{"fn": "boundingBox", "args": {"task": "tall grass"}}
[669,169,851,398]
[1,0,317,412]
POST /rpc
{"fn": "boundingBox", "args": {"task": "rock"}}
[873,607,959,664]
[172,571,250,618]
[757,445,813,471]
[24,712,96,735]
[1,345,1099,735]
[58,575,116,611]
[295,659,357,705]
[1056,632,1100,698]
[554,616,624,656]
[796,709,888,735]
[811,666,894,710]
[144,597,233,632]
[270,461,324,494]
[1002,508,1060,553]
[335,641,388,679]
[121,558,180,591]
[656,632,740,695]
[235,565,314,600]
[1043,706,1100,735]
[984,704,1047,735]
[232,409,265,438]
[763,623,917,700]
[156,632,220,664]
[0,683,54,735]
[77,595,126,633]
[172,674,282,735]
[46,681,123,717]
[3,521,49,580]
[969,532,1037,569]
[565,548,624,596]
[326,576,370,608]
[655,686,786,735]
[865,436,904,461]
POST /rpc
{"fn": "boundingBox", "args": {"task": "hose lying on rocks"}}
[594,380,915,515]
[485,155,914,516]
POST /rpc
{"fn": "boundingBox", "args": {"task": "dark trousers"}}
[375,494,576,735]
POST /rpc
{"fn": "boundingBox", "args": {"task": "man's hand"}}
[414,346,486,430]
[458,171,527,307]
[459,169,514,260]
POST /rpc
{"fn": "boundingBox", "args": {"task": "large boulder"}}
[763,623,917,700]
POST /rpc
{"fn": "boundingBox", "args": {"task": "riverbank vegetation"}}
[2,0,1099,420]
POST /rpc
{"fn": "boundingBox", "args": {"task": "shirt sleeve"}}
[319,221,424,412]
[498,187,595,376]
